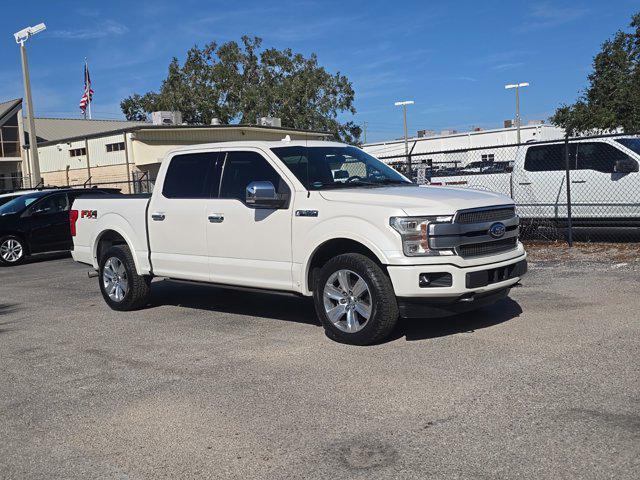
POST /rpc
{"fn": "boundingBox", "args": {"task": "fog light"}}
[419,272,452,288]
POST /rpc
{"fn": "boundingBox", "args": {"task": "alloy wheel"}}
[322,269,372,333]
[103,257,129,302]
[0,239,23,263]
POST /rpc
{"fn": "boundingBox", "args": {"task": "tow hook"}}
[87,269,99,278]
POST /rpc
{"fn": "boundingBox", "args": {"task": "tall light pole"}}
[505,82,529,144]
[394,100,414,176]
[14,23,46,188]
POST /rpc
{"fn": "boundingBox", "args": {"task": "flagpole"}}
[86,58,92,120]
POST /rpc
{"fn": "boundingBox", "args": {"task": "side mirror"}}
[615,158,639,173]
[245,181,287,209]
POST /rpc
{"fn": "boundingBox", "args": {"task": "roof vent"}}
[257,117,282,127]
[151,111,182,126]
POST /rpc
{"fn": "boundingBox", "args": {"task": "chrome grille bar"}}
[429,205,520,258]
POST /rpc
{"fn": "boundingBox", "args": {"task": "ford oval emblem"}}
[489,222,506,239]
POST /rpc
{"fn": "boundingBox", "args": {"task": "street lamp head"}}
[14,23,46,44]
[394,100,415,106]
[505,82,529,89]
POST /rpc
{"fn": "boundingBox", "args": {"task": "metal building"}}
[362,123,565,166]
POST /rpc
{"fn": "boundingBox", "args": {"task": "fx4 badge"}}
[81,210,97,219]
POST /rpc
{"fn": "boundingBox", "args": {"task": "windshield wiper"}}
[376,178,414,186]
[310,180,381,190]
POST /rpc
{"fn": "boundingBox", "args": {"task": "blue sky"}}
[2,0,638,142]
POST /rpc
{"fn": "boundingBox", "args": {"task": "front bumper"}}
[387,253,527,299]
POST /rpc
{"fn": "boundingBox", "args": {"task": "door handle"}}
[208,213,224,223]
[518,182,532,185]
[571,180,587,184]
[151,212,165,221]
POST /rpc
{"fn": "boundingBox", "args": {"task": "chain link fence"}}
[377,133,640,244]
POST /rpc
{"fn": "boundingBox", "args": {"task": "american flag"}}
[79,60,94,116]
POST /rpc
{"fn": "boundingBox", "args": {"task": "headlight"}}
[389,216,454,256]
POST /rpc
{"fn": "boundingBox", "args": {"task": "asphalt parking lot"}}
[1,253,639,479]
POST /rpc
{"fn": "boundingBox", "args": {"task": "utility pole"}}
[505,82,529,144]
[394,100,414,176]
[15,23,46,187]
[362,121,368,144]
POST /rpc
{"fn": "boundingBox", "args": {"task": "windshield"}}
[0,191,48,216]
[270,145,412,190]
[615,138,640,156]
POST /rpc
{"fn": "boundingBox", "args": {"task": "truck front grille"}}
[455,206,515,224]
[428,205,520,259]
[457,237,518,258]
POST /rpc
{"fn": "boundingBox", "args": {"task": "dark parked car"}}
[0,188,119,265]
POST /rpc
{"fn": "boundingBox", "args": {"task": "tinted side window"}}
[32,193,69,214]
[162,153,220,199]
[576,142,629,173]
[219,151,290,202]
[524,144,576,172]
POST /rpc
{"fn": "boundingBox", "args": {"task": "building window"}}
[0,119,20,158]
[70,147,87,157]
[481,153,495,163]
[106,142,125,153]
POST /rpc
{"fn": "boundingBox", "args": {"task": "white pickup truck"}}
[71,140,527,345]
[429,136,640,226]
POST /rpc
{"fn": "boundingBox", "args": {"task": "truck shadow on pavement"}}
[150,280,320,325]
[149,280,522,342]
[388,297,523,343]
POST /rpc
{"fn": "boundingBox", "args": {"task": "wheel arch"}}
[93,228,142,274]
[304,237,387,294]
[0,231,30,255]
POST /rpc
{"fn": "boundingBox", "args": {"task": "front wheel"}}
[0,235,26,266]
[99,245,151,311]
[313,253,399,345]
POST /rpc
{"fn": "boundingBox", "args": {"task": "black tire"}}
[0,235,26,266]
[313,253,398,345]
[98,245,151,311]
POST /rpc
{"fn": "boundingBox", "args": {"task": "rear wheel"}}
[0,235,26,266]
[313,253,398,345]
[99,245,151,311]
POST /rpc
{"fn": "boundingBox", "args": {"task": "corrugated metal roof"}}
[0,98,22,126]
[24,117,149,142]
[35,123,333,147]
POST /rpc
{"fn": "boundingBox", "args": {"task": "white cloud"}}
[492,62,525,71]
[49,20,128,40]
[518,2,590,32]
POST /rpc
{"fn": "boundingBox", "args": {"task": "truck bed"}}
[71,195,151,271]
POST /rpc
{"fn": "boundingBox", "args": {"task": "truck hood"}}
[318,185,513,215]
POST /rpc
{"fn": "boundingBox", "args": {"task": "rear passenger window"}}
[219,151,290,202]
[32,193,69,214]
[524,144,577,172]
[576,142,630,173]
[162,153,220,198]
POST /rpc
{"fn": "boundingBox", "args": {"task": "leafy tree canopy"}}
[551,12,640,135]
[121,36,361,143]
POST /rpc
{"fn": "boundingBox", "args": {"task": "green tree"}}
[121,36,361,143]
[551,12,640,135]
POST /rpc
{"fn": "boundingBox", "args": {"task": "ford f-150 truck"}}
[71,140,527,345]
